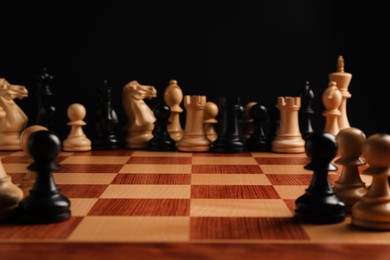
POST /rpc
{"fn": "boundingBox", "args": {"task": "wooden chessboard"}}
[1,150,390,259]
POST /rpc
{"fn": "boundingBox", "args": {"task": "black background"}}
[1,1,389,141]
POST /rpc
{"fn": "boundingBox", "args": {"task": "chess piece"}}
[328,55,352,130]
[295,131,346,224]
[0,78,28,150]
[246,103,270,151]
[351,133,390,230]
[34,67,56,130]
[122,80,157,149]
[322,81,342,136]
[62,103,92,151]
[19,125,49,197]
[204,101,218,142]
[164,80,184,142]
[244,102,257,140]
[92,80,122,150]
[298,81,315,139]
[177,95,210,152]
[267,103,280,149]
[19,130,71,223]
[333,127,368,212]
[148,103,176,151]
[271,97,305,153]
[212,97,246,153]
[0,157,23,220]
[0,107,24,219]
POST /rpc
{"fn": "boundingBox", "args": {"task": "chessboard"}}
[1,150,390,259]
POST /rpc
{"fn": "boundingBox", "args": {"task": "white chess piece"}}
[62,103,91,151]
[271,97,305,153]
[164,80,184,142]
[322,81,342,136]
[177,95,210,152]
[204,101,218,142]
[328,55,352,130]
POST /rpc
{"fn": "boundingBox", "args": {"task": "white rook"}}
[272,96,305,153]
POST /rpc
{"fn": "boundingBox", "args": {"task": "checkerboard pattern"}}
[1,150,389,244]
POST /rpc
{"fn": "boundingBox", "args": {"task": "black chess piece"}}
[18,130,71,224]
[267,103,280,150]
[246,103,270,151]
[92,80,122,150]
[298,81,315,139]
[294,131,346,224]
[238,104,246,139]
[148,103,176,151]
[212,97,245,152]
[34,67,56,130]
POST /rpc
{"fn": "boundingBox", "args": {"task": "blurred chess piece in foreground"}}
[19,125,49,197]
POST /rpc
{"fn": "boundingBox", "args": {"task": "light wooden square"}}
[53,173,117,185]
[60,156,130,164]
[303,216,390,243]
[70,198,98,216]
[68,216,190,242]
[191,174,270,185]
[119,164,192,174]
[3,163,28,173]
[101,184,191,199]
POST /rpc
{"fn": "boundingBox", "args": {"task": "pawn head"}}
[153,103,171,120]
[250,104,268,122]
[305,131,338,168]
[67,103,86,121]
[362,133,390,169]
[204,102,218,120]
[336,127,366,159]
[28,130,61,162]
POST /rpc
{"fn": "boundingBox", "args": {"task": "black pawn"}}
[246,103,270,151]
[34,67,56,130]
[148,103,176,151]
[212,97,245,152]
[92,80,122,150]
[267,103,280,150]
[298,81,315,139]
[18,130,71,224]
[294,131,346,224]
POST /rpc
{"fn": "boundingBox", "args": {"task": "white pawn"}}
[333,127,368,212]
[63,103,91,151]
[352,133,390,230]
[204,101,218,142]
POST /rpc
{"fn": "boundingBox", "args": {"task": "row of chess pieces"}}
[0,55,356,154]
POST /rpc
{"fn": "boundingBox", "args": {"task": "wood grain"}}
[1,243,389,260]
